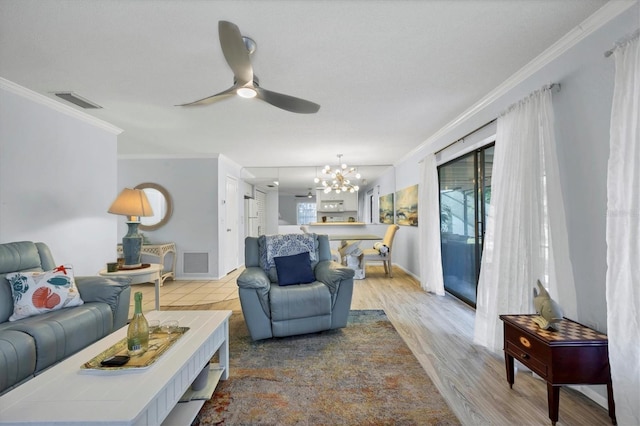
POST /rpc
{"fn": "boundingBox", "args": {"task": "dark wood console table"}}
[500,314,616,425]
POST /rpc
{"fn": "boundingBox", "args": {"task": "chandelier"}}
[314,154,361,194]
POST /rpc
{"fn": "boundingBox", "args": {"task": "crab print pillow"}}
[5,264,84,321]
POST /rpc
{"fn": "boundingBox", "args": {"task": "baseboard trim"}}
[569,385,608,409]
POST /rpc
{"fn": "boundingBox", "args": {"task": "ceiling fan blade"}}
[176,86,237,106]
[218,21,253,85]
[255,87,320,114]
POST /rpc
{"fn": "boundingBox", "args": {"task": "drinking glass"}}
[161,320,179,336]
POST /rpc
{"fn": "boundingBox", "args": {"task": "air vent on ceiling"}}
[53,92,102,109]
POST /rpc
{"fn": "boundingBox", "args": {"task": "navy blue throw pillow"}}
[274,251,316,286]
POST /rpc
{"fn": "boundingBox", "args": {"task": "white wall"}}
[278,194,299,225]
[118,154,245,279]
[265,190,279,235]
[358,163,422,276]
[118,156,220,279]
[0,79,120,275]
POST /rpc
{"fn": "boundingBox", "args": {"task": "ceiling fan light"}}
[237,87,257,98]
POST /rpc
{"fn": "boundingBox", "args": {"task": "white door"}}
[224,176,239,274]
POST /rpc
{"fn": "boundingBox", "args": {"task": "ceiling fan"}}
[295,188,315,198]
[177,21,320,114]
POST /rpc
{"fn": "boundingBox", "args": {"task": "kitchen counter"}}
[310,222,366,226]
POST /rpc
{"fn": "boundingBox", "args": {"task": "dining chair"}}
[360,224,399,277]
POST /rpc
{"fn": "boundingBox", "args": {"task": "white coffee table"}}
[99,263,163,310]
[0,310,232,426]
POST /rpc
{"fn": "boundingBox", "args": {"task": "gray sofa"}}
[0,241,131,395]
[238,234,355,340]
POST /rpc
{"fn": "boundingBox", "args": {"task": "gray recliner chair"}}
[237,233,355,341]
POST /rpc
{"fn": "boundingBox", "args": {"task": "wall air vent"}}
[53,92,102,109]
[183,252,209,274]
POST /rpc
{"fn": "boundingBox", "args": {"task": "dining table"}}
[328,234,383,241]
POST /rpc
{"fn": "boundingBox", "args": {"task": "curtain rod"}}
[434,119,497,156]
[434,82,559,156]
[604,29,640,57]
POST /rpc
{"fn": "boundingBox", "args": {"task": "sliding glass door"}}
[438,145,493,306]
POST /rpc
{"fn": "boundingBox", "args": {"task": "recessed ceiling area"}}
[0,0,609,189]
[243,165,393,197]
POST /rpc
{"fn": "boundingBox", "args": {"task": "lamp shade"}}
[108,188,154,219]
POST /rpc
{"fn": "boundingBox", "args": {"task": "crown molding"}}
[397,0,637,166]
[118,153,220,160]
[0,77,122,135]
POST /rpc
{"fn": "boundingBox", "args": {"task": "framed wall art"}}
[395,184,418,226]
[379,193,394,224]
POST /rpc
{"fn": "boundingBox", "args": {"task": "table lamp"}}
[108,188,154,269]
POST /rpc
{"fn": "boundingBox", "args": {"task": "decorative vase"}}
[122,221,142,267]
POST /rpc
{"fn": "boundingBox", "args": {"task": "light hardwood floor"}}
[130,265,613,426]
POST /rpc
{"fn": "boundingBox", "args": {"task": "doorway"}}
[224,176,239,275]
[438,144,494,306]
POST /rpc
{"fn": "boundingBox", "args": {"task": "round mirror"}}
[134,182,173,231]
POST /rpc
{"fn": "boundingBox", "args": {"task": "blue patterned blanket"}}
[258,234,318,278]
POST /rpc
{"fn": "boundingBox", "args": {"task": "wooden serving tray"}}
[81,327,189,373]
[117,263,151,271]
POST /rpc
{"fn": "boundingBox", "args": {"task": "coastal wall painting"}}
[379,193,394,224]
[395,184,418,226]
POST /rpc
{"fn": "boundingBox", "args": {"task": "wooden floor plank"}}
[351,266,612,426]
[170,264,613,426]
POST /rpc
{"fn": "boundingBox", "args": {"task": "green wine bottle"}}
[127,292,149,356]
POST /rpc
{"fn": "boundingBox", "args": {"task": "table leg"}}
[154,275,160,311]
[547,383,560,425]
[220,318,229,380]
[504,353,515,388]
[607,380,617,425]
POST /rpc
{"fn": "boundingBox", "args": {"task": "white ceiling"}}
[0,0,608,192]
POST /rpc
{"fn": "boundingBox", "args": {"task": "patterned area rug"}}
[192,310,459,425]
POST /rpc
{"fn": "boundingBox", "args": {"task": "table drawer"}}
[504,326,549,378]
[505,341,548,378]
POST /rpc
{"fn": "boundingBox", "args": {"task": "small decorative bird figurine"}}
[373,242,389,256]
[533,280,563,330]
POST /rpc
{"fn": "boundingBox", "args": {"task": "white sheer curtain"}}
[419,154,445,295]
[474,88,577,353]
[606,32,639,426]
